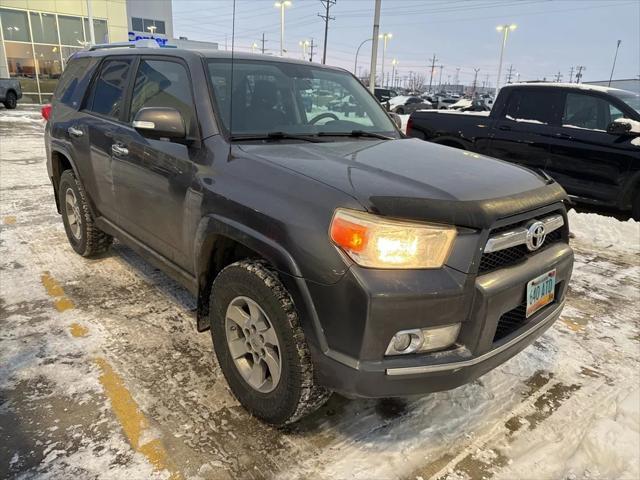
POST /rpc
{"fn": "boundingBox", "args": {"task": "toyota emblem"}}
[525,221,546,251]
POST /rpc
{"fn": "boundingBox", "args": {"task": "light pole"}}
[354,38,372,75]
[299,40,310,60]
[391,59,398,89]
[609,40,622,87]
[251,42,258,53]
[379,32,392,87]
[495,23,516,94]
[369,0,381,93]
[274,1,292,57]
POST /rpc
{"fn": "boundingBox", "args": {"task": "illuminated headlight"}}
[329,208,456,269]
[385,323,461,356]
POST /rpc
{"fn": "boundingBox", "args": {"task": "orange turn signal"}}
[330,216,368,252]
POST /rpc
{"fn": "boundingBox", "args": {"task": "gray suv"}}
[43,42,573,425]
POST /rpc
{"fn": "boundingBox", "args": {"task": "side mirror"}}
[606,119,633,136]
[388,112,403,130]
[132,107,186,140]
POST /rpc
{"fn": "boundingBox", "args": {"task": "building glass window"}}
[34,44,63,93]
[142,18,165,34]
[132,17,143,31]
[61,46,83,68]
[29,12,59,44]
[58,15,85,46]
[83,18,109,43]
[4,42,37,93]
[0,8,31,42]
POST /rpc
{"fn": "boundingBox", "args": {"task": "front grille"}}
[479,227,563,274]
[494,303,527,342]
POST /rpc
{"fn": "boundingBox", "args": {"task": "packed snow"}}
[0,106,639,480]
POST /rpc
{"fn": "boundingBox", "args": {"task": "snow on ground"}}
[0,106,639,480]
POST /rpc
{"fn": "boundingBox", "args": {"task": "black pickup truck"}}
[407,83,640,218]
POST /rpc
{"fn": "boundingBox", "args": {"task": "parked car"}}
[44,45,573,425]
[436,97,458,110]
[327,94,363,117]
[388,95,432,114]
[374,87,398,103]
[407,83,640,218]
[0,78,22,109]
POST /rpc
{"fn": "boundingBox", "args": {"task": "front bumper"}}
[309,242,573,398]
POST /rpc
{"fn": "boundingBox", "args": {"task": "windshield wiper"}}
[230,131,323,143]
[317,130,394,140]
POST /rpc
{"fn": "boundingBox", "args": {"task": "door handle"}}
[67,126,83,137]
[498,125,511,131]
[111,144,129,156]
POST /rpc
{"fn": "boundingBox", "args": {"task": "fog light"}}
[385,323,461,356]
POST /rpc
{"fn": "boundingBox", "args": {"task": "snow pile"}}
[568,209,640,253]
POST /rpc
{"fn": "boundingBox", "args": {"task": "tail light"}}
[41,104,52,121]
[406,117,413,135]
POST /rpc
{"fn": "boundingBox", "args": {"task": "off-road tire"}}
[210,260,331,425]
[3,91,17,109]
[632,192,640,221]
[59,169,112,257]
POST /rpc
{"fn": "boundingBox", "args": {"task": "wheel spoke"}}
[227,305,250,328]
[228,337,250,359]
[261,326,279,348]
[247,300,261,322]
[247,361,266,389]
[263,347,281,386]
[67,212,76,225]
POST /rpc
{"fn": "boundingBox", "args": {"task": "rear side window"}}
[86,58,132,120]
[129,59,196,135]
[503,89,559,125]
[53,57,98,108]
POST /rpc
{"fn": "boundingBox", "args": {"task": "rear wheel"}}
[395,107,405,115]
[3,91,17,109]
[59,170,112,257]
[210,260,331,425]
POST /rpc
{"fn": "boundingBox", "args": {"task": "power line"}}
[318,0,336,65]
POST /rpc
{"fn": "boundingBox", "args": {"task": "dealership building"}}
[0,0,216,103]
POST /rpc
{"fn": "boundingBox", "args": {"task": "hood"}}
[237,138,566,229]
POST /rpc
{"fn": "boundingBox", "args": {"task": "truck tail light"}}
[406,117,413,134]
[41,104,52,121]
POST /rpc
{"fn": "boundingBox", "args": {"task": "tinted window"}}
[30,12,59,44]
[563,93,620,131]
[88,58,132,119]
[0,9,30,42]
[58,15,84,46]
[54,57,98,108]
[129,60,195,135]
[503,89,558,124]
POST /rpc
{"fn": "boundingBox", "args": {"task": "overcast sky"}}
[172,0,639,86]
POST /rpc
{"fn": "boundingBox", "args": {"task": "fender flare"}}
[193,214,330,355]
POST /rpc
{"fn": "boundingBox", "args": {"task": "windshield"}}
[610,89,640,114]
[206,59,397,138]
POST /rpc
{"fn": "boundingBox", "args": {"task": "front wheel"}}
[210,260,331,425]
[3,91,17,109]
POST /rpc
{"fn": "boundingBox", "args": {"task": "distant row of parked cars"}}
[374,87,494,115]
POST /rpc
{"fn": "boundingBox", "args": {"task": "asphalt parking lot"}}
[1,106,639,480]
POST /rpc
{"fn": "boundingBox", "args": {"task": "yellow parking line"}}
[95,358,181,479]
[40,272,75,312]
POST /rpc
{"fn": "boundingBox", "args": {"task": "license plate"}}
[526,269,556,318]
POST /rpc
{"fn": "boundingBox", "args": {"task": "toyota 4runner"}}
[44,42,574,425]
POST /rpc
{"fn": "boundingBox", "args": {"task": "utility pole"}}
[472,68,480,96]
[575,65,585,83]
[437,64,444,89]
[568,66,574,83]
[609,40,622,87]
[260,32,268,54]
[505,64,514,83]
[484,73,490,91]
[428,53,438,93]
[309,38,316,61]
[454,67,460,86]
[554,71,563,82]
[368,0,381,93]
[319,0,336,65]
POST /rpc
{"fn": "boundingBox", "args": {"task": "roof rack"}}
[87,39,161,51]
